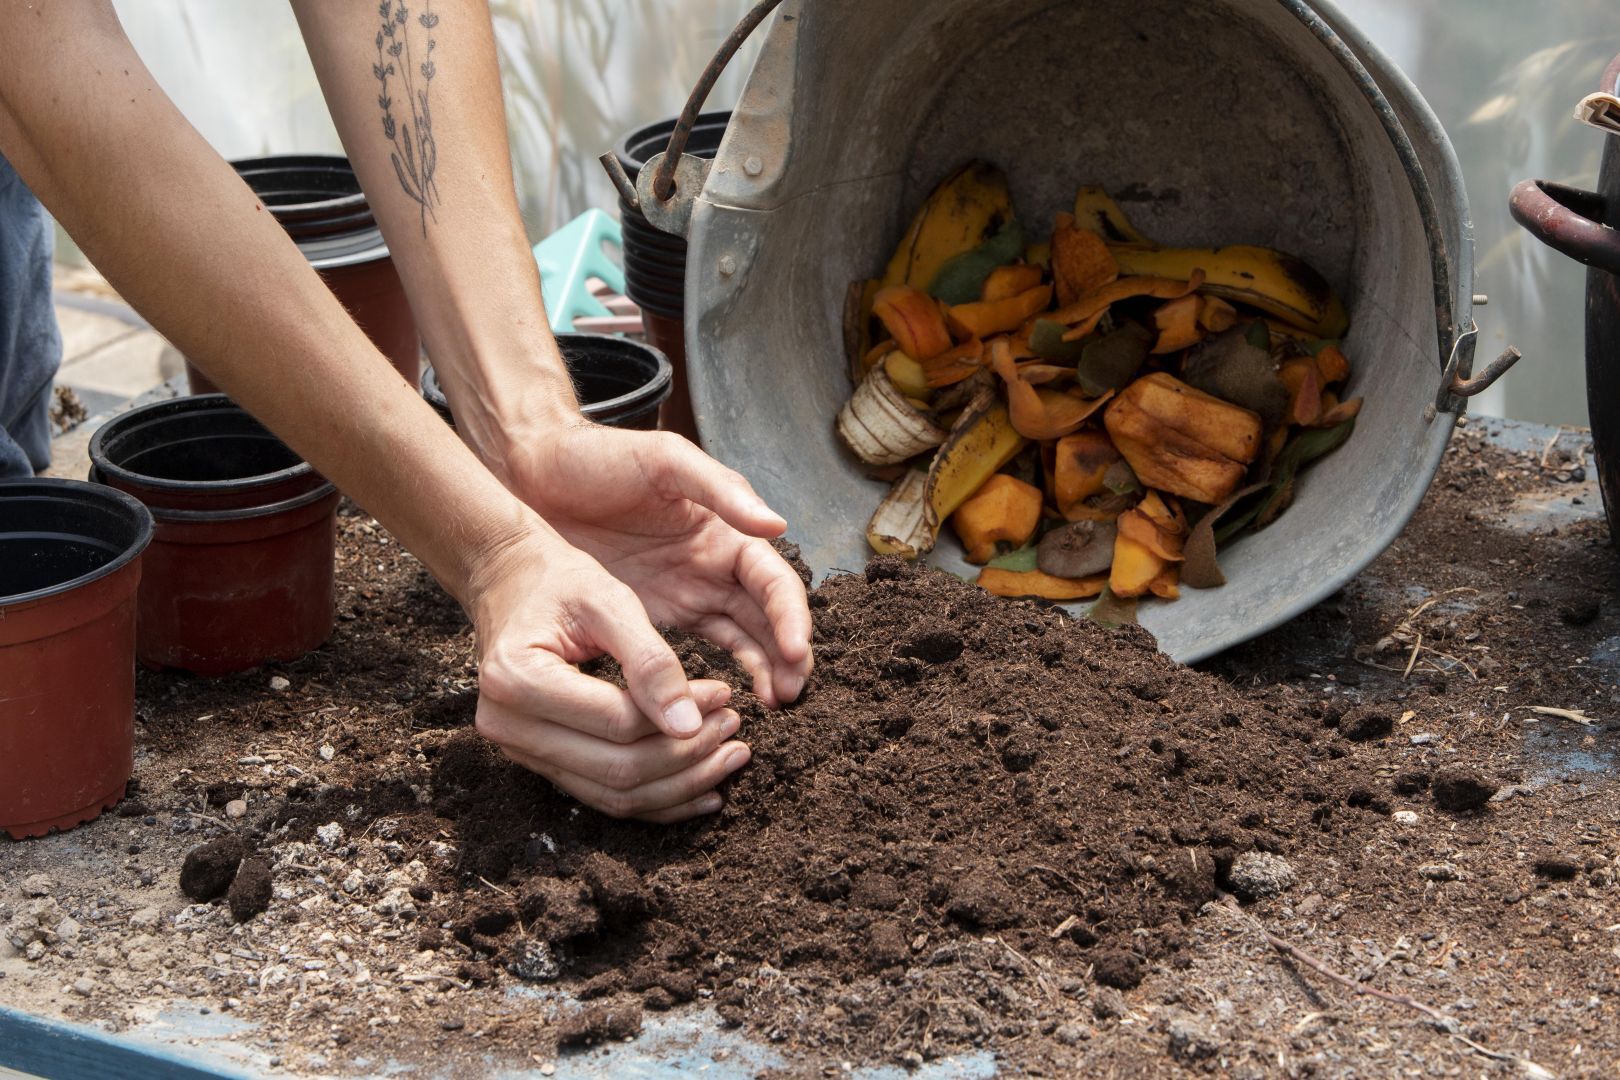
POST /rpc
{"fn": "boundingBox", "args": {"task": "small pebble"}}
[70,977,94,997]
[1409,733,1437,746]
[225,800,248,819]
[21,873,55,898]
[319,744,336,762]
[315,822,344,848]
[1419,863,1462,882]
[268,676,291,692]
[1227,852,1297,901]
[1392,810,1420,825]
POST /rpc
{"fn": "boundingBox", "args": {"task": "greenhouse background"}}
[83,0,1620,426]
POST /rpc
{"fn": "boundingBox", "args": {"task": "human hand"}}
[493,423,814,708]
[467,525,752,822]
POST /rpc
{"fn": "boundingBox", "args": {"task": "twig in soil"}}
[1540,432,1562,470]
[1219,900,1555,1078]
[1524,706,1598,726]
[1024,864,1082,894]
[477,876,515,899]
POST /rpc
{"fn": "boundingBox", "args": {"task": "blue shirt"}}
[0,153,59,478]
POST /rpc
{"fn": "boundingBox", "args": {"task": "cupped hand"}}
[497,423,813,707]
[467,526,751,823]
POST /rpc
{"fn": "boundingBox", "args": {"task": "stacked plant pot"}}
[614,112,732,441]
[0,479,153,838]
[90,395,341,676]
[187,155,420,395]
[422,333,672,432]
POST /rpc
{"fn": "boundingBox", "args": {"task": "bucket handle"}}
[598,0,786,235]
[1509,179,1620,277]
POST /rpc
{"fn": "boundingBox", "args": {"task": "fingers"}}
[691,614,775,705]
[578,588,707,738]
[732,539,814,703]
[506,737,753,821]
[480,638,731,745]
[505,705,741,791]
[647,434,788,539]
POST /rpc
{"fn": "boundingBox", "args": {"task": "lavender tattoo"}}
[373,0,440,234]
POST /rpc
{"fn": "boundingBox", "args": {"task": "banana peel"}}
[882,161,1015,293]
[1072,186,1151,246]
[837,366,949,466]
[1051,214,1120,306]
[989,338,1111,441]
[1056,271,1206,342]
[866,470,935,558]
[927,390,1028,525]
[1110,245,1348,339]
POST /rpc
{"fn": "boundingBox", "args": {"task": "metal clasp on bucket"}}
[598,0,787,238]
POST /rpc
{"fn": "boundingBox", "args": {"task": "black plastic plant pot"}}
[89,395,322,512]
[422,334,673,432]
[88,395,340,675]
[614,111,732,321]
[0,479,153,839]
[187,155,421,394]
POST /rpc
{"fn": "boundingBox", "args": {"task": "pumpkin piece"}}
[977,567,1109,601]
[1116,373,1263,464]
[926,391,1029,524]
[1052,431,1122,515]
[1055,271,1207,342]
[1315,344,1351,384]
[874,285,954,361]
[1110,530,1168,599]
[1151,294,1204,355]
[1198,296,1239,333]
[951,474,1044,564]
[921,338,987,388]
[989,339,1111,441]
[1148,564,1182,601]
[884,351,931,399]
[1117,506,1186,563]
[1279,356,1324,426]
[1051,216,1120,306]
[1317,395,1364,426]
[1135,490,1188,535]
[1104,393,1253,504]
[982,264,1045,303]
[947,284,1054,340]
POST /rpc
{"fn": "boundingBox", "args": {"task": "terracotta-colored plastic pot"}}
[421,334,672,433]
[90,396,340,676]
[0,479,153,839]
[187,155,420,395]
[615,112,731,439]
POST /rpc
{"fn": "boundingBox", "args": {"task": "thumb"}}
[651,435,787,538]
[589,587,709,739]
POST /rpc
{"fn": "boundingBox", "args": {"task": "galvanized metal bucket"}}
[615,0,1519,663]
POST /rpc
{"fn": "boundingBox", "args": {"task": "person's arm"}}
[290,1,814,703]
[0,1,746,822]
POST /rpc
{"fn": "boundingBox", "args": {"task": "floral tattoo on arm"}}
[373,0,440,234]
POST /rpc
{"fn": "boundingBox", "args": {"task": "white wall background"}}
[105,0,1620,426]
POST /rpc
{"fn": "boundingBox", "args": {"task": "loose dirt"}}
[3,417,1619,1078]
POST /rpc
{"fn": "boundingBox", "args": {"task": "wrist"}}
[432,343,581,481]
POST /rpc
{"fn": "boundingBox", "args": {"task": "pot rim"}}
[0,478,154,608]
[616,111,734,177]
[89,394,317,497]
[144,479,340,525]
[425,334,674,420]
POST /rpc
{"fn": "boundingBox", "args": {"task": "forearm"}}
[291,0,578,476]
[0,2,544,604]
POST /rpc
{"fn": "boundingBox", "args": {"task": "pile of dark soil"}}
[303,553,1394,1063]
